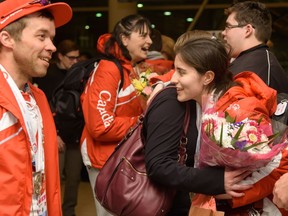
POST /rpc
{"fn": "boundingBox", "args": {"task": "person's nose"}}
[171,71,179,84]
[48,39,57,53]
[147,35,152,45]
[221,29,226,37]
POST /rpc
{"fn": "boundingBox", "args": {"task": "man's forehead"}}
[23,15,56,35]
[226,12,237,23]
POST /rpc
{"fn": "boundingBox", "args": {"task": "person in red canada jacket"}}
[80,14,153,216]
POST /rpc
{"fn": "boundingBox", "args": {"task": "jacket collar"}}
[237,44,268,58]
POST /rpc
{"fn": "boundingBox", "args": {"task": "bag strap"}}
[178,104,190,165]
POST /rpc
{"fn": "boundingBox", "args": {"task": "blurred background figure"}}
[78,51,93,62]
[34,39,80,101]
[34,39,83,216]
[145,28,174,75]
[161,34,176,61]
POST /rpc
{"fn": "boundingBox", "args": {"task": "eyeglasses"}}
[1,0,51,19]
[65,55,79,61]
[224,24,246,30]
[224,23,255,31]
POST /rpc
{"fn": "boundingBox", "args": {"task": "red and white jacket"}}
[80,34,143,169]
[0,71,62,215]
[216,72,288,215]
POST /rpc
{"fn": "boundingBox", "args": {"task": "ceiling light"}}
[95,13,102,18]
[164,11,171,16]
[137,3,143,8]
[186,17,194,22]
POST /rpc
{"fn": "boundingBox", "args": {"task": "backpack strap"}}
[94,54,124,92]
[49,54,124,114]
[65,54,124,92]
[107,57,124,91]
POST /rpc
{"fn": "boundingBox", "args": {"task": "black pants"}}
[61,145,83,216]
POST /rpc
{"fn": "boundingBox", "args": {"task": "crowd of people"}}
[0,0,288,216]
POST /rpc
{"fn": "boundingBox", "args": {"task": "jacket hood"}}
[97,33,126,62]
[97,33,133,72]
[216,71,277,119]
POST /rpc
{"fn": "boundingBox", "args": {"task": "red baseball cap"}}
[0,0,72,30]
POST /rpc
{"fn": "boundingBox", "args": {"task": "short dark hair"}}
[56,39,79,56]
[225,1,272,43]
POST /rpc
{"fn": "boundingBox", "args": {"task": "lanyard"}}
[0,65,44,171]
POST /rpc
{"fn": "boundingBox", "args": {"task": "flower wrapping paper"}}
[196,110,288,170]
[197,130,287,169]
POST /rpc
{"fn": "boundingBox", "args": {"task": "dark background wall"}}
[54,0,288,70]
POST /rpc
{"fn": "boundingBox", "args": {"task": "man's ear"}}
[244,24,254,38]
[0,31,14,49]
[58,52,64,61]
[203,70,215,85]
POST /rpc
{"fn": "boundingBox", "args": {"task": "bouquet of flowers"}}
[197,109,288,170]
[192,109,288,212]
[132,68,153,98]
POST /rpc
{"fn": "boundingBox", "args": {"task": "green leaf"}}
[242,132,280,151]
[242,140,267,151]
[267,132,280,145]
[205,120,210,134]
[231,123,245,147]
[257,115,264,125]
[219,123,223,147]
[225,111,235,123]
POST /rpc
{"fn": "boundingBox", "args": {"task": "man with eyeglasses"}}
[34,39,80,101]
[222,1,288,93]
[219,2,288,216]
[34,39,82,216]
[0,0,72,215]
[217,1,288,216]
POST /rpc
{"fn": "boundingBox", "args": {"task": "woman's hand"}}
[224,168,253,198]
[273,172,288,210]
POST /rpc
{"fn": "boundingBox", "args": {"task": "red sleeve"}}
[149,69,175,85]
[231,148,288,207]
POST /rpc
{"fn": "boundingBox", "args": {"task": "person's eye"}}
[141,33,148,38]
[176,68,185,76]
[38,34,45,40]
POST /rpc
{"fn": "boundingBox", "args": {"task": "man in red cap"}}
[0,0,72,215]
